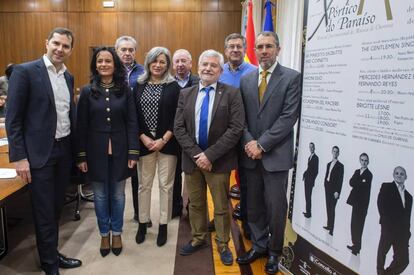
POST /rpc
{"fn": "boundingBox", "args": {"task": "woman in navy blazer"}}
[76,47,139,257]
[134,47,180,247]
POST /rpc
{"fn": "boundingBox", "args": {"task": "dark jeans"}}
[29,137,71,273]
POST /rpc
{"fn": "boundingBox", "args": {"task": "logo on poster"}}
[309,0,394,41]
[309,253,342,275]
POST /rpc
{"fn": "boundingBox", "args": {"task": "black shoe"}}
[351,249,359,255]
[179,241,208,256]
[303,212,311,218]
[58,253,82,269]
[229,184,240,199]
[147,219,153,228]
[329,230,333,235]
[265,255,279,274]
[208,219,215,232]
[347,245,354,251]
[236,249,266,265]
[232,207,242,220]
[323,225,330,231]
[111,235,123,256]
[100,236,110,257]
[157,224,168,247]
[136,222,147,244]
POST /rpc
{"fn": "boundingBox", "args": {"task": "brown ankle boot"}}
[112,235,122,256]
[100,235,110,257]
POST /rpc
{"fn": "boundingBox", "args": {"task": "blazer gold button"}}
[105,88,109,92]
[107,117,111,122]
[106,108,110,112]
[106,97,109,101]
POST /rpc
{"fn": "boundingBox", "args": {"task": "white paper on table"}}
[0,168,17,179]
[0,137,8,146]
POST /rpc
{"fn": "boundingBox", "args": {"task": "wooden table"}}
[0,147,27,260]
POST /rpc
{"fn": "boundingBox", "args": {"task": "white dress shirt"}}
[43,55,71,139]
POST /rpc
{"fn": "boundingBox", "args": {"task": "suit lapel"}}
[259,63,283,113]
[211,83,224,123]
[37,59,56,110]
[392,182,405,209]
[246,71,260,111]
[188,85,199,138]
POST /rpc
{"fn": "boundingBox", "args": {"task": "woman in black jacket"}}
[76,47,139,257]
[134,47,180,247]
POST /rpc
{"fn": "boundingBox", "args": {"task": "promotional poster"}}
[287,0,414,274]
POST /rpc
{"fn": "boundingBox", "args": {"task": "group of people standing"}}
[6,27,301,275]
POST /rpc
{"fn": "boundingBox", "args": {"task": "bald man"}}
[377,166,412,275]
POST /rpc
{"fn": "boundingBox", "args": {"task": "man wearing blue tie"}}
[174,50,245,266]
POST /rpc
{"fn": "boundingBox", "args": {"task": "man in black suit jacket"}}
[6,28,81,275]
[377,166,412,275]
[303,142,319,218]
[171,48,200,218]
[323,146,344,235]
[346,153,372,255]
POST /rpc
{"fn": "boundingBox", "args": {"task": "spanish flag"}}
[244,0,258,65]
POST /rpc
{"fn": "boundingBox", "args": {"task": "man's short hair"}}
[332,145,339,152]
[47,27,74,48]
[224,33,246,49]
[256,31,280,47]
[360,152,369,160]
[198,50,224,69]
[173,49,192,61]
[115,35,137,50]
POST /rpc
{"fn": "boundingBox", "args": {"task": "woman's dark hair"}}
[5,63,14,79]
[89,46,127,98]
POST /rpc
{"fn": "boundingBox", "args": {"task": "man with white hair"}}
[115,35,145,224]
[173,49,199,89]
[171,49,200,218]
[174,50,244,266]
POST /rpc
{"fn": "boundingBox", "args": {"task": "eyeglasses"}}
[255,44,277,50]
[226,44,244,50]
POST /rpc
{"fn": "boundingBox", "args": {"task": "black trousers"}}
[29,137,72,273]
[324,189,338,231]
[377,229,409,275]
[304,180,314,214]
[245,164,288,256]
[130,169,138,216]
[350,205,368,251]
[172,150,183,217]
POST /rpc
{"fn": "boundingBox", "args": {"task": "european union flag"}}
[263,0,274,32]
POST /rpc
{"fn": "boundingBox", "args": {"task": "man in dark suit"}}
[6,28,81,275]
[173,49,200,89]
[323,146,344,236]
[377,166,412,275]
[303,142,319,218]
[174,50,244,266]
[346,153,372,255]
[171,49,200,218]
[115,35,145,224]
[235,31,301,275]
